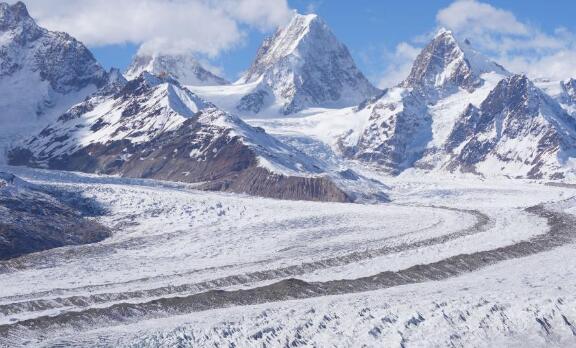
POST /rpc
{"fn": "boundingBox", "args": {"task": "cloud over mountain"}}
[378,0,576,88]
[20,0,293,56]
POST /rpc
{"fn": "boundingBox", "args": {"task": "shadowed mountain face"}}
[0,172,111,260]
[238,13,379,115]
[9,73,351,202]
[0,1,108,155]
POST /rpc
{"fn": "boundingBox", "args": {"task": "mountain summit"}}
[238,13,379,114]
[401,28,508,97]
[339,29,576,179]
[125,53,229,86]
[0,1,107,156]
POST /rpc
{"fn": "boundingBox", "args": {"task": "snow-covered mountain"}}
[340,29,508,173]
[536,78,576,118]
[9,72,351,202]
[0,1,108,155]
[236,13,379,115]
[125,53,229,86]
[445,75,576,179]
[400,28,508,98]
[339,29,576,179]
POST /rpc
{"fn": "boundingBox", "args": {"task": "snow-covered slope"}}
[9,72,353,202]
[339,29,576,179]
[340,29,509,174]
[400,28,508,98]
[0,1,108,157]
[1,166,575,347]
[125,54,229,86]
[191,13,379,116]
[537,78,576,118]
[445,75,576,179]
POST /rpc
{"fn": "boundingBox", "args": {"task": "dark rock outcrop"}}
[0,172,111,260]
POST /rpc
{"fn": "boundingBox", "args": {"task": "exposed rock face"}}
[561,78,576,117]
[565,79,576,100]
[9,73,350,202]
[0,172,111,260]
[0,1,107,155]
[401,29,508,98]
[236,89,271,114]
[341,29,576,179]
[239,13,379,114]
[341,29,506,174]
[125,54,229,86]
[445,75,576,179]
[344,88,432,174]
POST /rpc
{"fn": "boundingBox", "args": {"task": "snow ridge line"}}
[1,205,573,341]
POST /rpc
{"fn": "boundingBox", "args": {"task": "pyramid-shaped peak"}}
[401,28,508,95]
[0,1,30,18]
[292,12,320,24]
[241,12,339,83]
[283,12,324,32]
[238,11,378,114]
[0,1,34,28]
[434,27,454,37]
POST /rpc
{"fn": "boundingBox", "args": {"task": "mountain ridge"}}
[125,53,229,86]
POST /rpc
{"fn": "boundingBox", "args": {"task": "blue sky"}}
[25,0,576,86]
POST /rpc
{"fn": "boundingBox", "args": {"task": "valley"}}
[0,163,575,346]
[1,1,576,346]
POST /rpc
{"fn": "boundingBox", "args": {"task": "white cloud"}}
[436,0,576,80]
[377,42,420,89]
[378,0,576,85]
[436,0,528,36]
[18,0,293,57]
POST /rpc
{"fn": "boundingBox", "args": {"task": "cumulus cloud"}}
[436,0,528,36]
[377,42,420,89]
[377,0,576,85]
[19,0,293,56]
[436,0,576,80]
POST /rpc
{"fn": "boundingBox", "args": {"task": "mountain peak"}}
[434,27,453,38]
[0,1,37,32]
[0,1,30,20]
[241,12,334,83]
[401,28,508,96]
[239,12,378,114]
[125,53,229,86]
[481,74,538,113]
[564,78,576,97]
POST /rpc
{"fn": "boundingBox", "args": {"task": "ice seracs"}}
[0,1,107,155]
[9,72,352,202]
[236,13,379,115]
[125,53,229,86]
